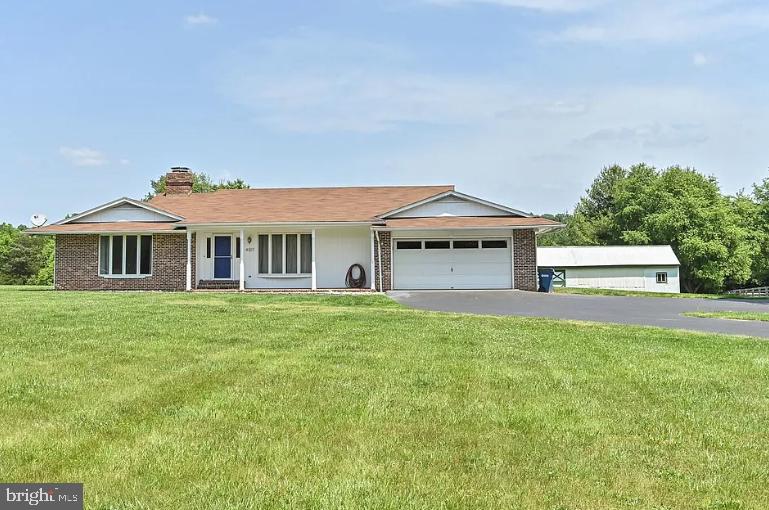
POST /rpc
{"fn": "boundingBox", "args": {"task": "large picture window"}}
[99,235,152,277]
[258,233,312,275]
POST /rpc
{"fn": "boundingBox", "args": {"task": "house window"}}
[425,241,450,249]
[99,236,109,274]
[140,235,152,274]
[286,234,298,273]
[453,240,479,249]
[271,234,283,273]
[656,272,668,284]
[206,238,211,258]
[236,237,241,259]
[481,240,508,249]
[300,234,312,274]
[99,235,152,277]
[396,241,422,250]
[258,233,312,275]
[258,235,269,273]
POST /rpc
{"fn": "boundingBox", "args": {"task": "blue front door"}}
[214,236,232,279]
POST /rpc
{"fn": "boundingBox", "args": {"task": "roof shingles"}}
[148,185,455,224]
[28,185,562,234]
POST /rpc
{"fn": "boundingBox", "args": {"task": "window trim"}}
[395,238,509,250]
[481,239,508,249]
[424,240,451,250]
[98,234,153,278]
[452,240,479,249]
[257,232,312,277]
[656,271,668,284]
[396,240,423,250]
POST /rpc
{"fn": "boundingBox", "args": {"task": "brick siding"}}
[55,233,193,291]
[513,229,537,291]
[372,231,392,291]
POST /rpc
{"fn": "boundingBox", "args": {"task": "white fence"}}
[727,286,769,297]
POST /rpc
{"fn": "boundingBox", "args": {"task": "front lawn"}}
[1,288,768,509]
[685,311,769,322]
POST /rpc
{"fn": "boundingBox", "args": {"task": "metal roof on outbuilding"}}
[537,245,680,268]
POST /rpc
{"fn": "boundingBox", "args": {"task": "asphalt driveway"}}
[389,290,769,338]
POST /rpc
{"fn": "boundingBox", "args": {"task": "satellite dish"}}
[30,214,48,227]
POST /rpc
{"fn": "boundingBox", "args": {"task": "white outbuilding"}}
[537,245,681,293]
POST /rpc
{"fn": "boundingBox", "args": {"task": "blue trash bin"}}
[538,268,555,293]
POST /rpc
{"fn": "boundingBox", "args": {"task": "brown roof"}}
[27,185,561,235]
[147,185,454,223]
[384,217,562,229]
[27,222,183,234]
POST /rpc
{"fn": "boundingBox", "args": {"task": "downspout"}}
[375,230,383,292]
[53,235,57,290]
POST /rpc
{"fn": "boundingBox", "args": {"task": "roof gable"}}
[56,197,183,225]
[381,191,530,219]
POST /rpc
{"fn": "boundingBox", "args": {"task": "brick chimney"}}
[165,167,193,195]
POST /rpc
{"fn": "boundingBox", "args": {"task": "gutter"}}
[179,221,378,228]
[371,224,565,232]
[26,229,184,235]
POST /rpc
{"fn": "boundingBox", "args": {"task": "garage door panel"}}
[394,239,511,290]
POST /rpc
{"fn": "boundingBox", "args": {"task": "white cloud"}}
[424,0,605,12]
[424,0,769,43]
[693,52,708,67]
[577,122,708,148]
[548,1,769,43]
[59,147,108,167]
[184,13,218,26]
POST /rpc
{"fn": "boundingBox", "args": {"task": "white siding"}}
[315,226,371,288]
[72,203,172,223]
[562,266,680,293]
[390,196,509,218]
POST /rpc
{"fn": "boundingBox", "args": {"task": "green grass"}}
[554,286,766,300]
[1,288,769,509]
[685,311,769,322]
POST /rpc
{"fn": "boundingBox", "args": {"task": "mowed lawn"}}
[686,311,769,323]
[1,288,769,509]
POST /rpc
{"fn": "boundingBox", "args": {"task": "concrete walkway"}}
[389,290,769,338]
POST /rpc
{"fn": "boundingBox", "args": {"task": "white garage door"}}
[393,239,512,289]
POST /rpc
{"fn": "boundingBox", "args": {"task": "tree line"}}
[540,163,769,293]
[0,224,53,285]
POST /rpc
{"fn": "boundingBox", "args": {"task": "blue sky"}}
[2,0,768,225]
